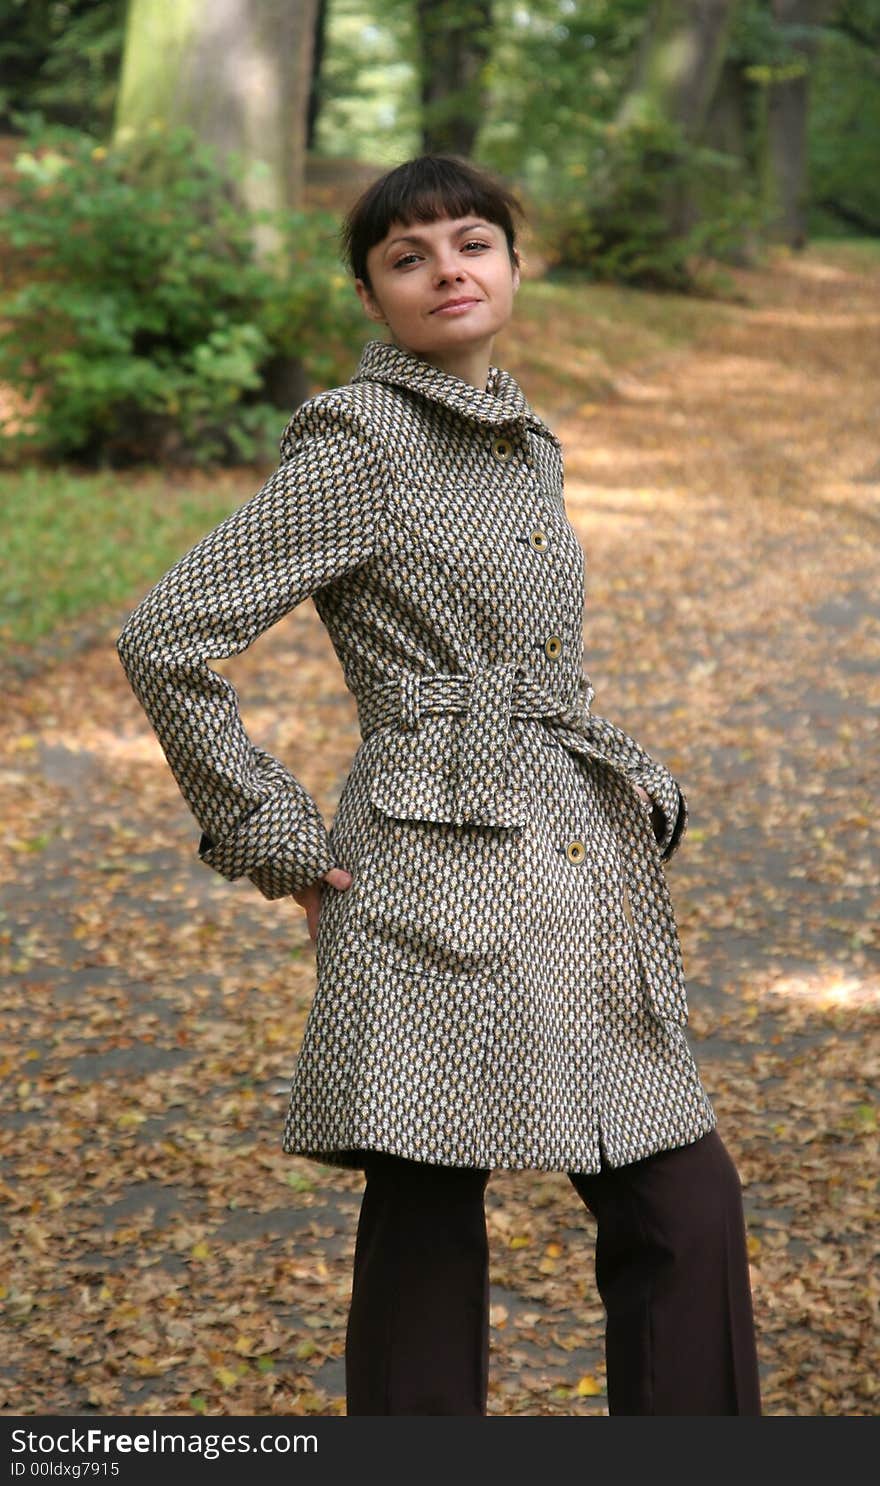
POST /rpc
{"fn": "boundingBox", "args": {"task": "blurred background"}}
[2,0,878,472]
[0,1,877,1419]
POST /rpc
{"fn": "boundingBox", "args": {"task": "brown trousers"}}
[344,1128,762,1416]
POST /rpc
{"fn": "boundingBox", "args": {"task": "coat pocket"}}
[354,794,526,976]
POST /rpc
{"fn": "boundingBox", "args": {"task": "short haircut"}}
[339,153,526,294]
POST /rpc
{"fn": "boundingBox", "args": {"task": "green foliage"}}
[809,2,880,236]
[534,116,766,290]
[0,0,125,134]
[0,465,247,648]
[479,0,648,185]
[313,0,421,159]
[0,117,365,468]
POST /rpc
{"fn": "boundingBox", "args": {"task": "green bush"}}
[533,116,766,291]
[0,117,365,467]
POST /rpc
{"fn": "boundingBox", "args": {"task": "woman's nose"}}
[433,258,466,285]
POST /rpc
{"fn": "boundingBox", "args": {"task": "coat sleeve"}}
[578,676,688,863]
[116,396,390,899]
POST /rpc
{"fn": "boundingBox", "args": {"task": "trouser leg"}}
[568,1128,762,1415]
[345,1150,492,1415]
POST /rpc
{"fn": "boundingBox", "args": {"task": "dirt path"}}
[1,248,877,1417]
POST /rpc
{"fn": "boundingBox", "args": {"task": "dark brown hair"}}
[339,153,526,294]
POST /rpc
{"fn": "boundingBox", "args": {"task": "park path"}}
[1,247,877,1416]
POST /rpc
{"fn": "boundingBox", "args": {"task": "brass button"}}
[544,634,563,659]
[529,529,549,551]
[566,839,586,865]
[492,436,513,461]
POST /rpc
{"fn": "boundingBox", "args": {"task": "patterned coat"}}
[116,336,717,1174]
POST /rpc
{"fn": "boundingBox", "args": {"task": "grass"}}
[0,464,260,651]
[803,236,880,267]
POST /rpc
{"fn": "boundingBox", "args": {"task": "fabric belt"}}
[357,663,593,737]
[357,662,593,824]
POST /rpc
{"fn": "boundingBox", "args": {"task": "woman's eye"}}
[392,240,491,268]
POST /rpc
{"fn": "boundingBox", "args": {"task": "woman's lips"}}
[431,299,480,315]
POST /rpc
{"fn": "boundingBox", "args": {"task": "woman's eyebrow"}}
[385,221,494,250]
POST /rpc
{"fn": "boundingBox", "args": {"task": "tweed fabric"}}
[117,336,717,1174]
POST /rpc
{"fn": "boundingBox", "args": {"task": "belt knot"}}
[355,663,595,826]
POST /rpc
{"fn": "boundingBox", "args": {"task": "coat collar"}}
[350,337,561,446]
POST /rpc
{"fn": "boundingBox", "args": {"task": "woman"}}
[117,153,762,1417]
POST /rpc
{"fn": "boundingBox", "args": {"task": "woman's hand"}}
[292,867,353,942]
[633,783,652,807]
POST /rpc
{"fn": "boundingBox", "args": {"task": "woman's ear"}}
[355,278,386,324]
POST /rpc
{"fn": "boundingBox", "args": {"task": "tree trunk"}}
[617,0,736,135]
[114,0,318,255]
[306,0,329,153]
[114,0,318,410]
[614,0,737,237]
[415,0,493,157]
[766,0,839,247]
[702,55,751,171]
[701,56,762,264]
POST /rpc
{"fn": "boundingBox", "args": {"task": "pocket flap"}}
[363,713,528,827]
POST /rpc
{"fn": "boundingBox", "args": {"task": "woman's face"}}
[355,214,521,359]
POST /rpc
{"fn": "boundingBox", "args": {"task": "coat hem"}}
[280,1105,718,1176]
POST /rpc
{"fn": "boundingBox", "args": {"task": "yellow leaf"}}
[576,1374,603,1396]
[747,1235,762,1258]
[190,1242,211,1261]
[234,1335,255,1355]
[545,1242,563,1258]
[509,1235,531,1249]
[213,1367,239,1389]
[86,1386,117,1409]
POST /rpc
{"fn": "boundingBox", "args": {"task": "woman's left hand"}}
[633,783,652,807]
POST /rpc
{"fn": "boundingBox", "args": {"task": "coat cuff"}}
[631,763,688,862]
[198,789,336,897]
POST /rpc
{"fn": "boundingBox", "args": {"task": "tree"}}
[306,0,331,152]
[113,0,320,256]
[765,0,840,246]
[113,0,323,408]
[613,0,739,238]
[415,0,493,155]
[0,0,125,135]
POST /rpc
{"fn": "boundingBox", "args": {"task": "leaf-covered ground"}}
[1,246,877,1418]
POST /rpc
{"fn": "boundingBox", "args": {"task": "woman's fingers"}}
[289,868,353,942]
